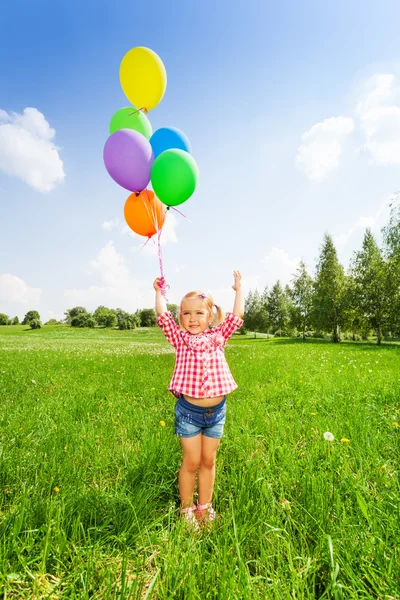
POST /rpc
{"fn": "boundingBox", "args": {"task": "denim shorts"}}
[174,395,227,439]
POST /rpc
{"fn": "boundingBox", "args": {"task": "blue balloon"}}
[150,127,192,159]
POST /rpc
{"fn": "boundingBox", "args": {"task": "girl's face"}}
[180,297,213,334]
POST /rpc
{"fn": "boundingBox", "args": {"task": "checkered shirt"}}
[157,311,244,398]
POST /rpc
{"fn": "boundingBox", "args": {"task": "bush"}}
[71,313,95,328]
[274,330,289,337]
[44,319,62,326]
[30,319,42,330]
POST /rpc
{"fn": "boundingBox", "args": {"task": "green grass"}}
[0,326,399,599]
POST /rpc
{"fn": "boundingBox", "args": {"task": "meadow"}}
[0,325,399,599]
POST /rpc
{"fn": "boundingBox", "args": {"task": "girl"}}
[154,271,244,526]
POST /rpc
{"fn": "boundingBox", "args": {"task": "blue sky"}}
[1,0,400,321]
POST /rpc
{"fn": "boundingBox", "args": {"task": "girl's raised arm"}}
[154,277,168,316]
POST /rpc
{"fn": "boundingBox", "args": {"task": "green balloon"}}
[109,107,152,140]
[151,149,199,207]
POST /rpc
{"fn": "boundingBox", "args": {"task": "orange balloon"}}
[124,189,166,237]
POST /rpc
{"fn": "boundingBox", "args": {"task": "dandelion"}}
[53,487,60,493]
[160,420,166,427]
[380,465,386,472]
[323,431,334,442]
[393,422,400,428]
[340,437,350,443]
[311,412,317,416]
[151,387,156,390]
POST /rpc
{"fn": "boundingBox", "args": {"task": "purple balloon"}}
[103,129,154,192]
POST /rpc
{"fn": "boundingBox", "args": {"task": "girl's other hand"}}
[232,270,242,291]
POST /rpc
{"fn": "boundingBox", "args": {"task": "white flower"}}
[323,431,334,442]
[31,380,36,385]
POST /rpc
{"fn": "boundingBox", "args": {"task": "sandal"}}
[197,502,216,523]
[181,504,200,530]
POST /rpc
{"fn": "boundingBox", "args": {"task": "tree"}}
[30,319,42,330]
[44,319,61,326]
[266,281,290,335]
[12,316,19,325]
[71,313,95,328]
[350,229,388,344]
[0,313,9,326]
[64,307,88,324]
[382,200,400,336]
[139,308,157,327]
[115,309,140,330]
[93,306,117,328]
[22,310,40,325]
[289,261,313,340]
[243,289,266,336]
[312,234,346,342]
[167,303,179,323]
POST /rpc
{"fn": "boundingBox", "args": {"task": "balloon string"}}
[131,236,151,258]
[128,107,148,116]
[156,229,169,300]
[168,206,191,222]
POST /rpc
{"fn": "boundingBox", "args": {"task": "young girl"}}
[154,271,244,526]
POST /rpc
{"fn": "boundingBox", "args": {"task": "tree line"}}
[0,304,179,331]
[244,203,400,344]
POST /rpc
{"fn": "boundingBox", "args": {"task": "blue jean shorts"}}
[174,395,227,439]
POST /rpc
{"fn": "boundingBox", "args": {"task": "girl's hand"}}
[232,270,242,291]
[153,277,163,291]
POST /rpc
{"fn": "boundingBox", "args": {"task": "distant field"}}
[0,325,399,599]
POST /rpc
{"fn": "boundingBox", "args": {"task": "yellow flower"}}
[160,420,166,427]
[311,412,317,416]
[53,487,60,493]
[380,465,386,472]
[393,422,400,428]
[151,387,156,390]
[340,437,350,443]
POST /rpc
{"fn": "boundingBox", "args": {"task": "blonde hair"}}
[179,290,224,329]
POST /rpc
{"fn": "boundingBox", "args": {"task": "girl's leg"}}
[179,435,202,506]
[197,435,221,509]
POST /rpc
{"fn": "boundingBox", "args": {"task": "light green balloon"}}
[109,107,152,140]
[151,149,199,207]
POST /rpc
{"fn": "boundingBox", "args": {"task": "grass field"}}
[0,325,399,599]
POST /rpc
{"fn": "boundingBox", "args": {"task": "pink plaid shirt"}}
[157,311,244,398]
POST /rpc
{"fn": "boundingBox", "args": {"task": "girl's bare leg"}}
[179,435,202,506]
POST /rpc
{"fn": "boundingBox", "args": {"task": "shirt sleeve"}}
[157,311,181,348]
[215,312,244,341]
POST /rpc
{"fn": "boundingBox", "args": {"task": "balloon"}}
[150,127,191,159]
[110,107,152,140]
[124,190,166,237]
[151,149,199,207]
[120,47,167,111]
[103,129,154,192]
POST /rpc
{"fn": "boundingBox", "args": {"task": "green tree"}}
[266,281,289,335]
[64,307,88,324]
[115,308,140,330]
[167,303,179,323]
[30,319,42,330]
[0,313,9,325]
[243,289,266,336]
[382,200,400,335]
[93,306,117,328]
[22,310,40,325]
[139,308,157,327]
[350,228,388,344]
[71,313,95,328]
[12,316,19,325]
[312,233,346,343]
[289,261,313,340]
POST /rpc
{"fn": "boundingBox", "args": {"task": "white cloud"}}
[334,197,391,248]
[0,107,65,192]
[261,247,301,286]
[102,217,120,230]
[296,116,354,181]
[64,241,153,310]
[0,274,41,307]
[357,74,400,165]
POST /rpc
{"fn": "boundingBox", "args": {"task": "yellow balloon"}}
[119,47,167,111]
